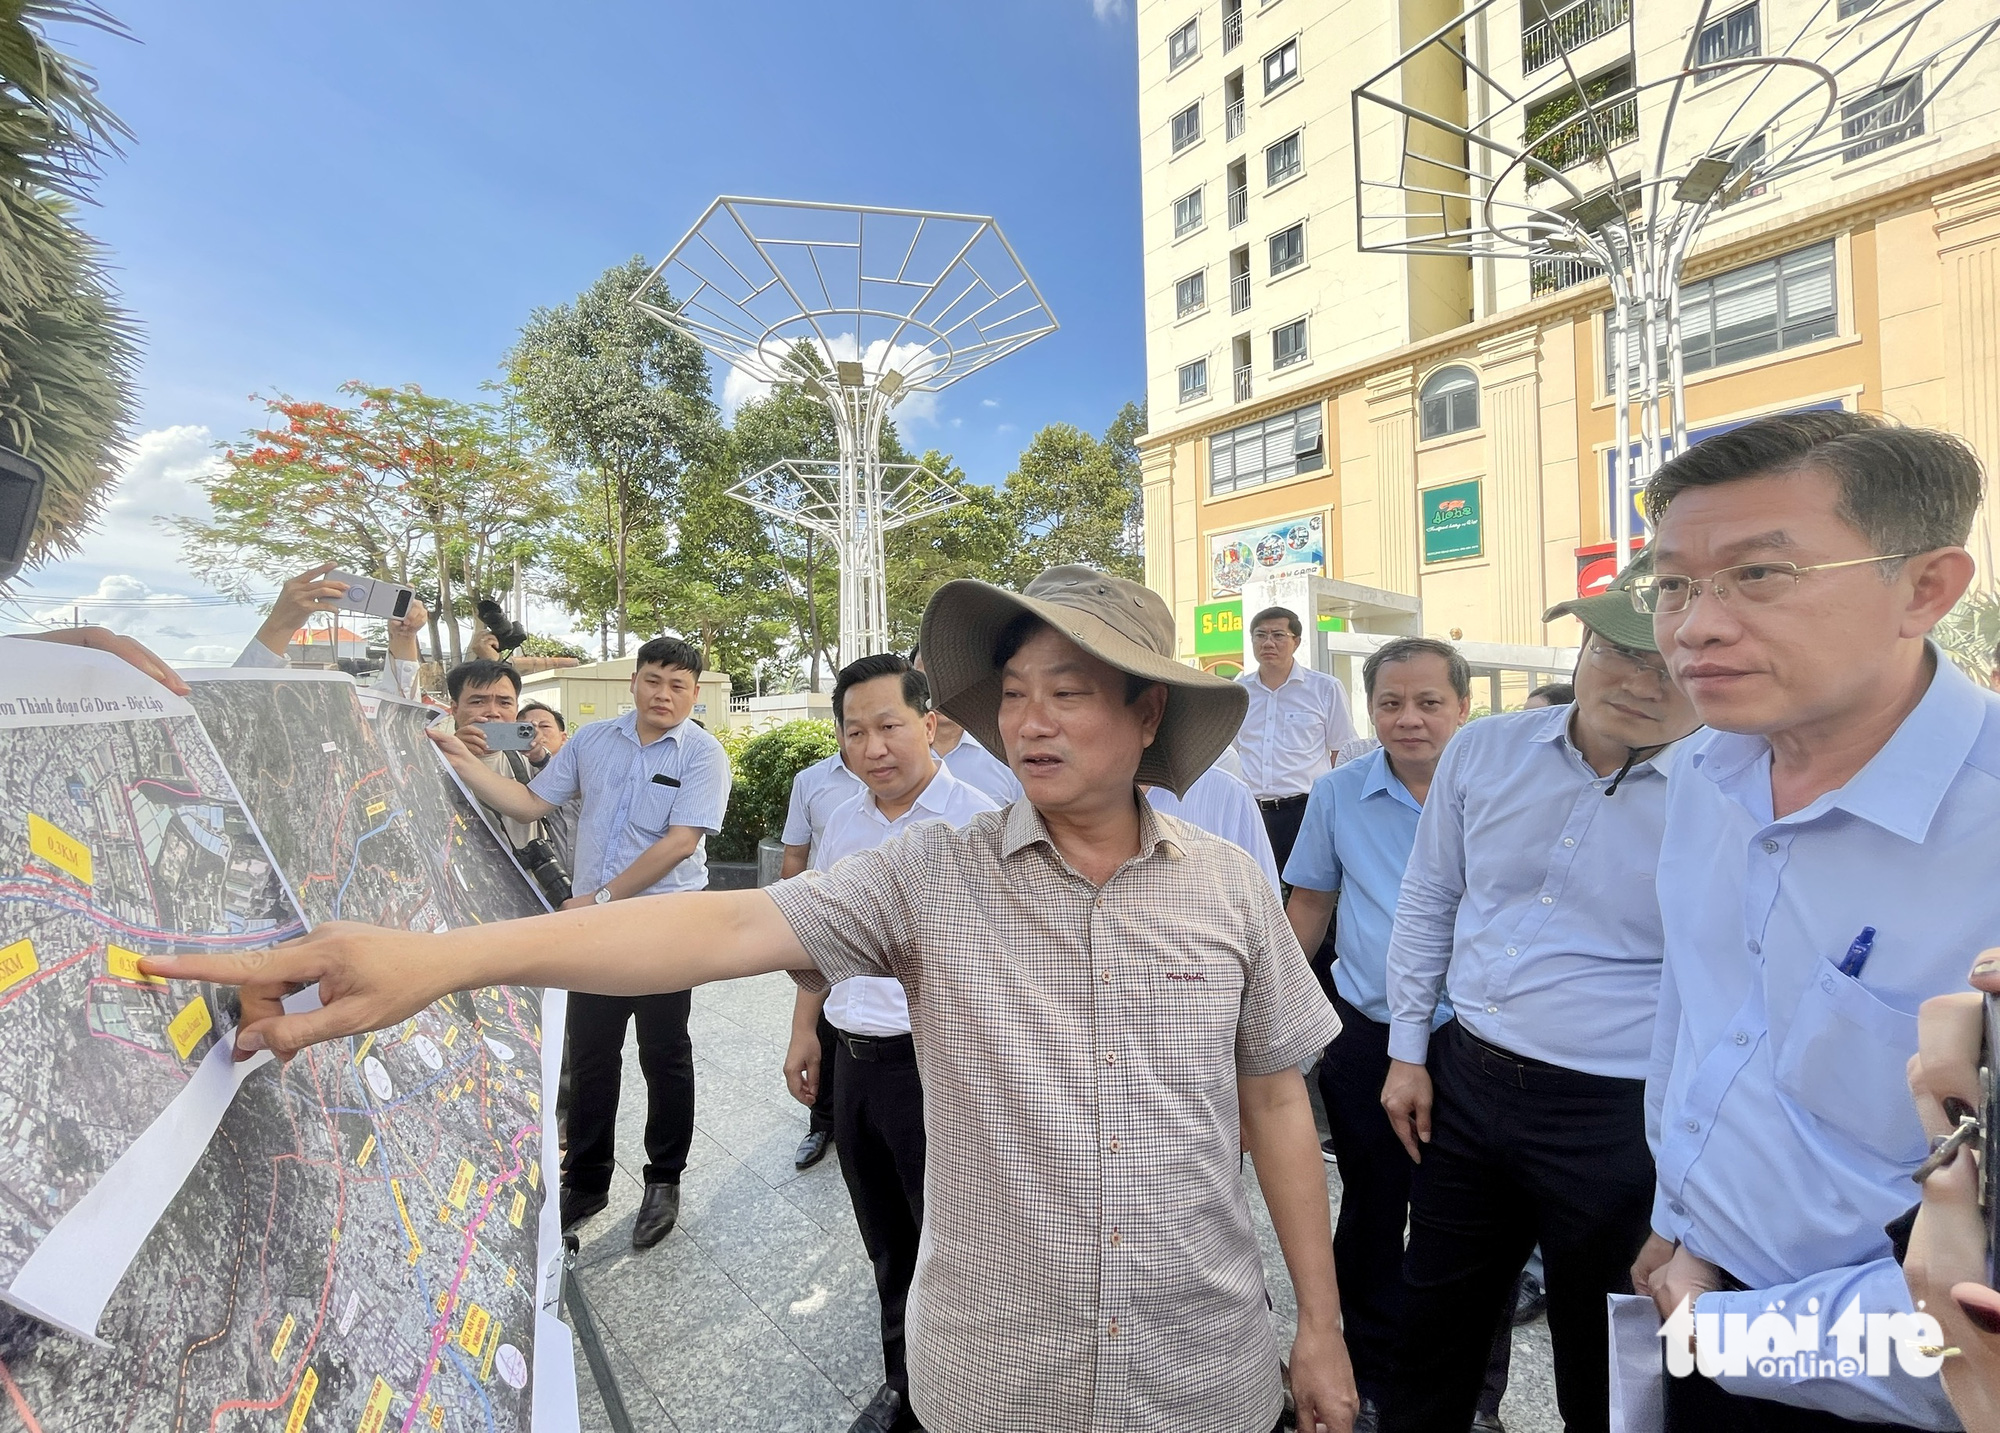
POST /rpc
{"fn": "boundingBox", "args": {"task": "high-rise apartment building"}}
[1137,0,2000,681]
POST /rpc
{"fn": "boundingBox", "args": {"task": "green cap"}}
[1543,544,1659,652]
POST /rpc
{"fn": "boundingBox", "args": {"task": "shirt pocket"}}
[1278,707,1323,757]
[628,780,681,838]
[1772,958,1925,1165]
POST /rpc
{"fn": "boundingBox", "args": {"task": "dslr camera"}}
[515,836,572,908]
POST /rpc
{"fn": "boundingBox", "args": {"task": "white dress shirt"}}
[781,749,863,851]
[1646,653,1999,1428]
[939,732,1022,805]
[1232,661,1357,799]
[814,761,1000,1035]
[1385,704,1679,1079]
[1145,767,1280,893]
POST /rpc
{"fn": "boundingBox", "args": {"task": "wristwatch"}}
[593,887,613,905]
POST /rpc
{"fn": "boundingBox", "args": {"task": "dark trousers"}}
[832,1030,927,1398]
[562,990,694,1193]
[808,1012,838,1135]
[1664,1369,1927,1433]
[1259,794,1310,876]
[1382,1021,1654,1433]
[1319,994,1512,1412]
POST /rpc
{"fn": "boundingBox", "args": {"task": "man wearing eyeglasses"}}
[1629,411,1997,1433]
[1375,554,1700,1433]
[1234,606,1358,872]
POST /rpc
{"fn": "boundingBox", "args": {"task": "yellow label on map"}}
[456,1302,491,1357]
[447,1159,474,1210]
[357,1376,394,1433]
[27,814,91,884]
[284,1367,318,1433]
[444,1025,458,1048]
[390,1179,422,1261]
[480,1320,500,1381]
[271,1312,297,1362]
[366,801,387,818]
[354,1032,375,1063]
[508,1190,525,1228]
[168,997,212,1059]
[429,1403,444,1429]
[106,945,164,984]
[504,1268,516,1287]
[527,1159,538,1189]
[527,1091,539,1114]
[356,1134,375,1169]
[0,939,38,994]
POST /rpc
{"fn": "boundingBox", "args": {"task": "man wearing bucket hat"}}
[1374,549,1700,1433]
[147,565,1358,1433]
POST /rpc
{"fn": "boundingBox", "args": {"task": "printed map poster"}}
[0,642,301,1332]
[1208,513,1325,597]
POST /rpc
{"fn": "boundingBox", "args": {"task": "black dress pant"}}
[1259,794,1310,877]
[832,1029,926,1399]
[808,1011,838,1136]
[1664,1369,1927,1433]
[1319,994,1514,1413]
[562,990,694,1193]
[1382,1021,1654,1433]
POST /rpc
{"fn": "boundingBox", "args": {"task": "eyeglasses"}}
[1250,629,1295,645]
[1585,639,1670,681]
[1628,555,1910,616]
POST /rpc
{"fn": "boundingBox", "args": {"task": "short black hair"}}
[1364,636,1470,702]
[1249,606,1303,639]
[833,654,931,724]
[1527,682,1575,706]
[992,612,1156,705]
[446,659,520,704]
[519,700,565,732]
[635,636,703,676]
[1644,410,1984,561]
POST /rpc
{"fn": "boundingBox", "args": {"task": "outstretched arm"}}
[145,888,812,1060]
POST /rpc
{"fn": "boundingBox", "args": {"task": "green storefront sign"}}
[1194,599,1343,657]
[1422,479,1483,563]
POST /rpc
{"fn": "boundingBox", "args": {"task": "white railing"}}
[1234,364,1253,402]
[1225,98,1245,139]
[1228,184,1247,227]
[1223,8,1242,51]
[1231,272,1250,312]
[1522,0,1630,74]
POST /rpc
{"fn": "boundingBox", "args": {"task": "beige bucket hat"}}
[918,565,1248,798]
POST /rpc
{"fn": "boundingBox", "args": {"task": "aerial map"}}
[0,645,297,1300]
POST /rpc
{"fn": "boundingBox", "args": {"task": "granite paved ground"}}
[559,972,1561,1433]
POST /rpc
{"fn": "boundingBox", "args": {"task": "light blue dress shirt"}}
[528,711,731,895]
[1385,705,1676,1078]
[1647,652,2000,1428]
[941,733,1023,805]
[1283,747,1445,1027]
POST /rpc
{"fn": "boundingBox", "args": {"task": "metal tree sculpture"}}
[633,198,1057,665]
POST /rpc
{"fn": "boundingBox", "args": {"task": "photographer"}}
[233,561,427,698]
[444,660,573,906]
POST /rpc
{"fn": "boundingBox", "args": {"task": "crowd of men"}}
[58,408,2000,1433]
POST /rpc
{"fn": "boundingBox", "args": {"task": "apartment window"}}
[1223,0,1244,51]
[1841,75,1924,162]
[1836,0,1878,17]
[1229,247,1251,312]
[1227,158,1249,226]
[1179,358,1210,403]
[1225,70,1246,139]
[1419,366,1480,439]
[1694,4,1759,80]
[1263,37,1300,95]
[1176,269,1208,317]
[1169,17,1200,70]
[1268,221,1305,275]
[1174,187,1205,237]
[1172,101,1203,153]
[1210,402,1325,494]
[1265,130,1302,186]
[1605,240,1836,388]
[1724,132,1768,201]
[1232,334,1253,401]
[1273,317,1309,370]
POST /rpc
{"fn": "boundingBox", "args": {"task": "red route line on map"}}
[0,1353,45,1433]
[0,944,94,1012]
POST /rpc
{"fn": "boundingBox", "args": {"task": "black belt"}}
[1445,1020,1644,1095]
[1256,793,1310,812]
[834,1029,914,1062]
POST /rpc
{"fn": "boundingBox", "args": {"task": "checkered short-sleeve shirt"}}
[768,797,1341,1433]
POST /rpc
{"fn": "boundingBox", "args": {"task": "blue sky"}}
[11,0,1143,659]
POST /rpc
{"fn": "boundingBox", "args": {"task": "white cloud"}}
[1091,0,1127,18]
[980,398,999,409]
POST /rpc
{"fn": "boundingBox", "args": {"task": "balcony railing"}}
[1525,91,1638,186]
[1529,254,1606,296]
[1225,98,1245,139]
[1223,8,1242,51]
[1227,184,1247,227]
[1522,0,1630,74]
[1234,364,1253,402]
[1230,272,1250,312]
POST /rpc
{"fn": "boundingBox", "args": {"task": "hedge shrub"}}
[711,719,839,862]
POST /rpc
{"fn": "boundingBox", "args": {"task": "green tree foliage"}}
[710,719,837,861]
[0,1,138,569]
[508,258,719,656]
[883,450,1018,648]
[1936,589,2000,683]
[998,407,1145,585]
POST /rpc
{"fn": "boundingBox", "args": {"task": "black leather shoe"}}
[795,1128,833,1170]
[631,1181,680,1249]
[847,1383,910,1433]
[559,1187,607,1232]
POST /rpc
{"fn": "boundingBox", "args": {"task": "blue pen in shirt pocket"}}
[1836,926,1877,979]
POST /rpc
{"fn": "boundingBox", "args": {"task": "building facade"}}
[1137,0,2000,675]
